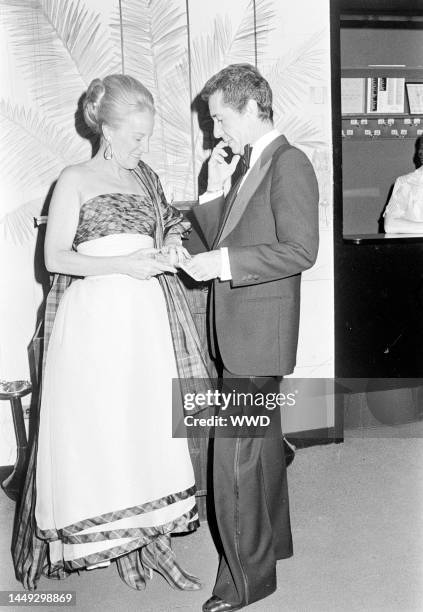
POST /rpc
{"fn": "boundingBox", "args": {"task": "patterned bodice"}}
[74,194,157,247]
[72,162,190,248]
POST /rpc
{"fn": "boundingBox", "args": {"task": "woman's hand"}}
[124,248,177,279]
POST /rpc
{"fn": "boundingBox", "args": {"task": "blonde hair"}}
[83,74,155,135]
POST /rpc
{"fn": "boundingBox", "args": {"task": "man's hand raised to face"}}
[207,140,240,193]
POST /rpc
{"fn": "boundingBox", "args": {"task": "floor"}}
[1,424,423,612]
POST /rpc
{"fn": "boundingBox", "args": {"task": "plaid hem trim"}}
[50,510,199,572]
[36,485,197,541]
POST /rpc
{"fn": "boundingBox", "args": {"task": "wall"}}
[0,0,334,462]
[341,27,423,66]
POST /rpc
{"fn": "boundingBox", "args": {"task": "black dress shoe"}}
[202,595,243,612]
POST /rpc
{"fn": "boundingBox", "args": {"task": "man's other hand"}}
[181,251,221,281]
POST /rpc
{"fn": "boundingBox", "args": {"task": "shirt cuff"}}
[219,247,232,281]
[199,190,224,205]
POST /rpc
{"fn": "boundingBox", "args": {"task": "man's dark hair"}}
[201,63,273,123]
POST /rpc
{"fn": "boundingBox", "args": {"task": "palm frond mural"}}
[188,0,274,94]
[224,0,275,64]
[111,0,187,87]
[0,0,119,244]
[0,101,88,244]
[265,29,328,112]
[171,0,275,199]
[276,114,325,149]
[109,0,276,200]
[0,100,85,193]
[187,2,329,200]
[1,0,119,128]
[110,0,190,186]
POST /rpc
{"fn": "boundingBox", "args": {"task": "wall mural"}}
[0,0,333,460]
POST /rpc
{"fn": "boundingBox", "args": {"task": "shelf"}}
[342,114,421,118]
[341,72,423,119]
[341,115,423,139]
[342,67,423,79]
[342,136,421,141]
[343,233,423,244]
[339,0,423,16]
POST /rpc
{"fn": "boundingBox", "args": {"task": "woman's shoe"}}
[116,550,152,590]
[141,534,202,591]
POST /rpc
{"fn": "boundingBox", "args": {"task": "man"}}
[184,64,319,612]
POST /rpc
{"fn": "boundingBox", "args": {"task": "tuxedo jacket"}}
[193,135,319,376]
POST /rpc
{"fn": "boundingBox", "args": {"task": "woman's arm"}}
[383,176,423,234]
[384,215,423,234]
[45,167,176,279]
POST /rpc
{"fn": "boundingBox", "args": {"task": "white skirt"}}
[35,234,197,569]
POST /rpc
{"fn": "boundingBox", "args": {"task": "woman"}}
[384,137,423,234]
[12,74,210,592]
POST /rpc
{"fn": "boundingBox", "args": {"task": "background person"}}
[384,137,423,234]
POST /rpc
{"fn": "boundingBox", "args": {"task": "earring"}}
[103,140,113,160]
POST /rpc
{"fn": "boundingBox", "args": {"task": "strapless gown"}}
[34,193,198,573]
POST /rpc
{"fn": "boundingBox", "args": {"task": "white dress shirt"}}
[199,129,281,280]
[383,166,423,221]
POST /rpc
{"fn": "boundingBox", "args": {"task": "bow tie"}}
[240,144,253,173]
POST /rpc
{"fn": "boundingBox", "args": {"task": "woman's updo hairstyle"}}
[83,74,155,136]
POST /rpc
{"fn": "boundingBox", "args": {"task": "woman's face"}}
[104,109,154,170]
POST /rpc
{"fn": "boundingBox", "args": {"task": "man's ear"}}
[245,99,259,118]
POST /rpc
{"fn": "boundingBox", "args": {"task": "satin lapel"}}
[216,135,290,247]
[212,174,243,249]
[216,158,271,246]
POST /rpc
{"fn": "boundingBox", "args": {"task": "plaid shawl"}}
[12,162,212,589]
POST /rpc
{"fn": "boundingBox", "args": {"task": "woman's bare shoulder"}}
[55,162,101,204]
[58,160,94,182]
[51,162,97,210]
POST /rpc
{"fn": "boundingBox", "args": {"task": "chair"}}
[0,380,31,500]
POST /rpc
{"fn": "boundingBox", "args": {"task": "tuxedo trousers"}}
[211,370,293,608]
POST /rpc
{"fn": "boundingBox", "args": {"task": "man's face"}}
[208,91,249,154]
